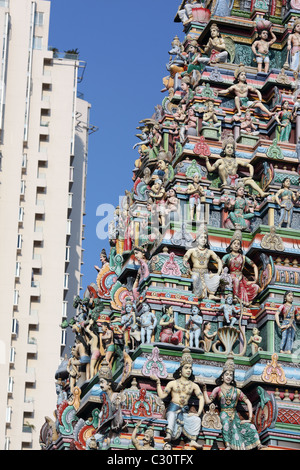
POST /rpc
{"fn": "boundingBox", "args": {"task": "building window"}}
[63,273,69,290]
[15,262,20,278]
[62,301,68,318]
[61,330,67,347]
[20,180,25,196]
[13,290,19,306]
[17,234,22,250]
[0,0,9,7]
[18,207,24,223]
[7,377,13,394]
[12,318,18,336]
[65,246,70,262]
[4,437,10,450]
[6,407,12,424]
[34,12,44,26]
[33,36,43,50]
[9,347,15,365]
[66,219,72,236]
[68,193,73,209]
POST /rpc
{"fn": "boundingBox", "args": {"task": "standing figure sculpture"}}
[185,305,203,348]
[138,302,157,344]
[251,25,276,74]
[274,177,300,228]
[286,18,300,72]
[222,230,260,306]
[275,100,295,142]
[203,358,264,450]
[275,291,300,354]
[185,174,205,222]
[151,348,204,449]
[183,226,222,300]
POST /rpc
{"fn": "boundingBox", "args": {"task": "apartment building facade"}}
[0,0,91,449]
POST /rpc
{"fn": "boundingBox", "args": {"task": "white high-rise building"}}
[0,0,92,450]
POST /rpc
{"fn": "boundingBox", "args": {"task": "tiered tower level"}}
[41,1,300,451]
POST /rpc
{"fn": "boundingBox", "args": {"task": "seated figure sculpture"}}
[205,134,269,197]
[203,23,228,65]
[218,64,274,117]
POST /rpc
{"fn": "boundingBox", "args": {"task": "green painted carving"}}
[186,159,202,179]
[267,139,284,160]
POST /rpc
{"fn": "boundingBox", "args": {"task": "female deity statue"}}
[183,226,222,300]
[275,291,300,354]
[248,327,263,355]
[222,230,260,306]
[275,100,295,142]
[159,305,188,345]
[151,348,204,449]
[274,177,300,228]
[202,358,264,450]
[199,321,217,353]
[224,184,255,231]
[205,135,269,197]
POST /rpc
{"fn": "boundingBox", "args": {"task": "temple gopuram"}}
[40,0,300,451]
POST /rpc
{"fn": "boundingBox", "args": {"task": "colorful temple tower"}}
[40,1,300,451]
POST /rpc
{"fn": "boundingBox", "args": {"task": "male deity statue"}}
[137,302,157,344]
[185,305,203,348]
[286,18,300,72]
[151,348,204,449]
[218,64,274,117]
[203,23,228,65]
[183,225,222,300]
[251,25,276,74]
[205,134,269,197]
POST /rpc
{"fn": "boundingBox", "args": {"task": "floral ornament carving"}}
[262,353,287,385]
[142,346,168,379]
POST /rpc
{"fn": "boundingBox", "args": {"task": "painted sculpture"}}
[183,226,222,299]
[42,2,300,452]
[202,358,264,450]
[222,230,260,306]
[151,348,204,449]
[275,291,300,354]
